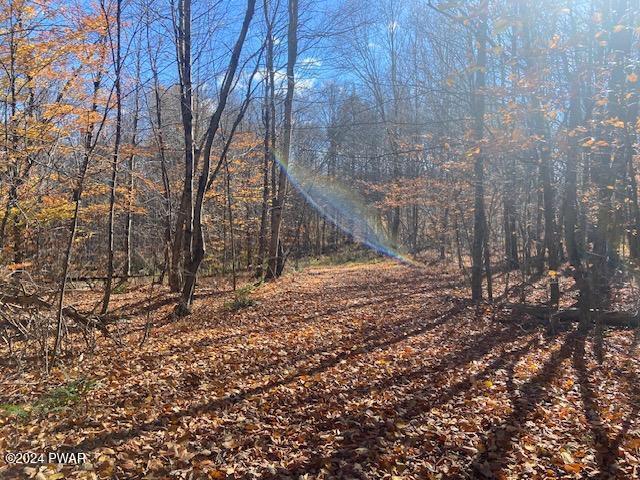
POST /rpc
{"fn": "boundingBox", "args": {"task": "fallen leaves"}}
[1,262,639,479]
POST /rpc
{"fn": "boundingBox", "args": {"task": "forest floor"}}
[1,260,640,479]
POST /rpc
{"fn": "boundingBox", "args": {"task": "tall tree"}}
[176,0,257,313]
[101,0,123,313]
[470,3,489,303]
[266,0,298,279]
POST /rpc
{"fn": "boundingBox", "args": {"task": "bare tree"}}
[266,0,298,279]
[101,0,123,313]
[176,0,257,313]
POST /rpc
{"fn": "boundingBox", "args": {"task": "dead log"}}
[0,292,52,309]
[506,303,640,328]
[61,306,113,339]
[1,284,115,339]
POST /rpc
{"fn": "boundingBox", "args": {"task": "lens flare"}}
[275,152,420,266]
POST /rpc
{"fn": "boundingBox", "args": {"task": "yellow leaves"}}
[563,462,583,474]
[7,261,33,271]
[548,270,558,278]
[223,436,239,449]
[548,34,561,50]
[146,458,164,471]
[43,473,65,480]
[79,14,110,37]
[556,449,583,473]
[81,110,104,127]
[466,146,481,158]
[395,420,409,430]
[35,195,75,224]
[582,138,610,151]
[601,117,621,128]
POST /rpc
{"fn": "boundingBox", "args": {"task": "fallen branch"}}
[506,303,640,328]
[0,292,52,309]
[0,282,116,339]
[61,306,113,339]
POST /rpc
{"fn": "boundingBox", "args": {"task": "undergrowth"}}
[0,378,96,420]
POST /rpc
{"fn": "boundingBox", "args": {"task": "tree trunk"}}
[225,157,237,290]
[539,145,560,306]
[590,1,632,310]
[503,157,519,270]
[563,76,581,266]
[101,0,122,314]
[147,24,173,284]
[256,0,275,279]
[169,0,196,294]
[266,0,298,280]
[522,1,560,307]
[54,68,105,362]
[440,207,448,260]
[470,12,488,303]
[124,63,140,280]
[177,0,256,313]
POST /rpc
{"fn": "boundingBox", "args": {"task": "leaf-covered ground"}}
[1,262,640,479]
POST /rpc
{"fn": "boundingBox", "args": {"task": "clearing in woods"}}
[1,262,640,479]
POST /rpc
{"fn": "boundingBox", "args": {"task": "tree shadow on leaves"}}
[573,334,640,479]
[573,333,615,477]
[470,330,579,478]
[278,326,538,478]
[60,302,468,452]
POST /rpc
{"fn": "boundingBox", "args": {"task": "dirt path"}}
[1,262,639,479]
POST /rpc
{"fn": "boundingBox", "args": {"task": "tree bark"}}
[101,0,122,314]
[563,74,581,266]
[256,0,276,279]
[54,66,106,362]
[170,0,196,293]
[470,10,488,303]
[266,0,298,279]
[124,50,141,280]
[176,0,256,313]
[147,20,173,284]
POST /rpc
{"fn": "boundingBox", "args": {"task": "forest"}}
[1,0,640,478]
